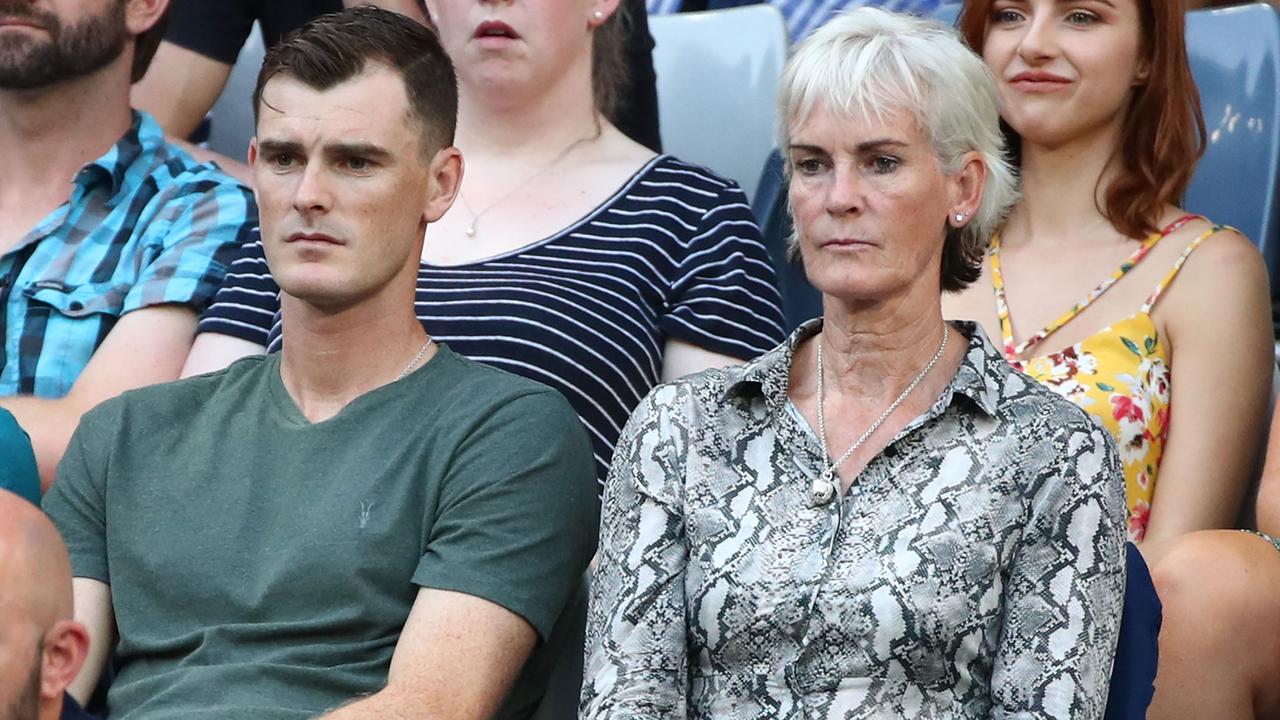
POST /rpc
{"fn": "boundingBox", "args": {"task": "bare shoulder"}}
[593,124,659,170]
[1163,216,1267,296]
[1157,213,1271,344]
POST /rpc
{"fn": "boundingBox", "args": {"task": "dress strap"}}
[1140,222,1231,314]
[990,214,1198,359]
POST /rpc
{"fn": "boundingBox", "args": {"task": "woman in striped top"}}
[183,0,786,487]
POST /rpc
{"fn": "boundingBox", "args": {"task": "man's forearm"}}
[317,687,445,720]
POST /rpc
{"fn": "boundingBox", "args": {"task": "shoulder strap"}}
[1141,222,1232,314]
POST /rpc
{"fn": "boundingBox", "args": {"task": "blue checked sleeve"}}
[122,176,257,315]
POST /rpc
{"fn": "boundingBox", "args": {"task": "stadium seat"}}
[649,5,789,199]
[206,23,267,162]
[1183,4,1280,329]
[752,151,822,331]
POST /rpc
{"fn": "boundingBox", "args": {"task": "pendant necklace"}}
[810,325,950,506]
[458,122,602,238]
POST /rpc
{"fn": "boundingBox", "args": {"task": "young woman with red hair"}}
[944,1,1277,716]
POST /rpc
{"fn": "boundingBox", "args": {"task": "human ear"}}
[948,151,987,228]
[589,0,623,27]
[423,146,464,225]
[39,621,90,701]
[124,0,170,37]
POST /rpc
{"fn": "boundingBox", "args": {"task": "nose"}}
[1016,11,1059,63]
[824,163,863,216]
[291,163,334,216]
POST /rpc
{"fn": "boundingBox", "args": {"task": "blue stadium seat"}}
[649,5,789,199]
[752,151,822,331]
[1183,4,1280,327]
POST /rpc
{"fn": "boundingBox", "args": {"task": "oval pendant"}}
[465,226,476,237]
[809,476,836,506]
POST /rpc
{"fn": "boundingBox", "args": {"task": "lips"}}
[473,20,519,40]
[0,18,44,29]
[821,238,876,249]
[286,232,343,246]
[1008,71,1072,92]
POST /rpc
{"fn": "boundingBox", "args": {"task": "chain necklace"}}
[810,324,950,506]
[458,122,602,238]
[396,338,434,381]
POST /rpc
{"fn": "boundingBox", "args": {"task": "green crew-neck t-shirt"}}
[44,345,598,719]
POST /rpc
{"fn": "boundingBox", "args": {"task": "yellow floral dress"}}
[991,215,1221,541]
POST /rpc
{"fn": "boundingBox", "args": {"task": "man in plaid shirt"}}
[0,0,257,490]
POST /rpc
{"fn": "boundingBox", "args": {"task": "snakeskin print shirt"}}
[583,319,1127,719]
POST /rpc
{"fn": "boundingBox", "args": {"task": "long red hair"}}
[959,0,1207,239]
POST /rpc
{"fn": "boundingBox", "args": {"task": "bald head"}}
[0,491,73,629]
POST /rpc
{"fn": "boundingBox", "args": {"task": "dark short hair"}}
[131,0,172,83]
[253,6,458,157]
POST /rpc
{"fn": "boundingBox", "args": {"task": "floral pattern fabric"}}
[990,217,1221,541]
[583,319,1127,719]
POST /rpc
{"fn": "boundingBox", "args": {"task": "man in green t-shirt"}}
[42,9,599,719]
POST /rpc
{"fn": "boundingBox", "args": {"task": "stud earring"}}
[954,212,966,223]
[592,9,605,20]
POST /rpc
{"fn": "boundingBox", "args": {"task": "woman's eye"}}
[870,156,900,174]
[993,8,1023,23]
[1065,10,1098,24]
[794,158,826,175]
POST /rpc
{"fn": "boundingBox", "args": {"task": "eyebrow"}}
[788,139,910,153]
[256,139,396,162]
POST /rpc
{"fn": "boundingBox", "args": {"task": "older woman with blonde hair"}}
[582,8,1126,718]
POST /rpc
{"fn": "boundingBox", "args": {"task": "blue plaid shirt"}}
[0,112,255,397]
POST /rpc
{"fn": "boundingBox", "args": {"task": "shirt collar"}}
[723,317,1009,418]
[73,111,164,207]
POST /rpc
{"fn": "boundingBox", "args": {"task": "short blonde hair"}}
[777,7,1018,291]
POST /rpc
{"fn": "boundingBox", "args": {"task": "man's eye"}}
[345,157,372,171]
[270,153,296,168]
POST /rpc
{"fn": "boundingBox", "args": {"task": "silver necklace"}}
[458,125,601,238]
[810,324,950,506]
[396,338,433,381]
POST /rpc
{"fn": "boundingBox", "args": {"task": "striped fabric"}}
[197,155,786,485]
[0,112,256,398]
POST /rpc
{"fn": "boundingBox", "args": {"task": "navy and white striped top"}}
[197,155,786,486]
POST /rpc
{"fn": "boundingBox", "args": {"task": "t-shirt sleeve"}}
[0,409,39,506]
[412,388,600,640]
[42,402,119,584]
[122,178,258,316]
[659,179,787,360]
[164,0,257,66]
[195,229,281,347]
